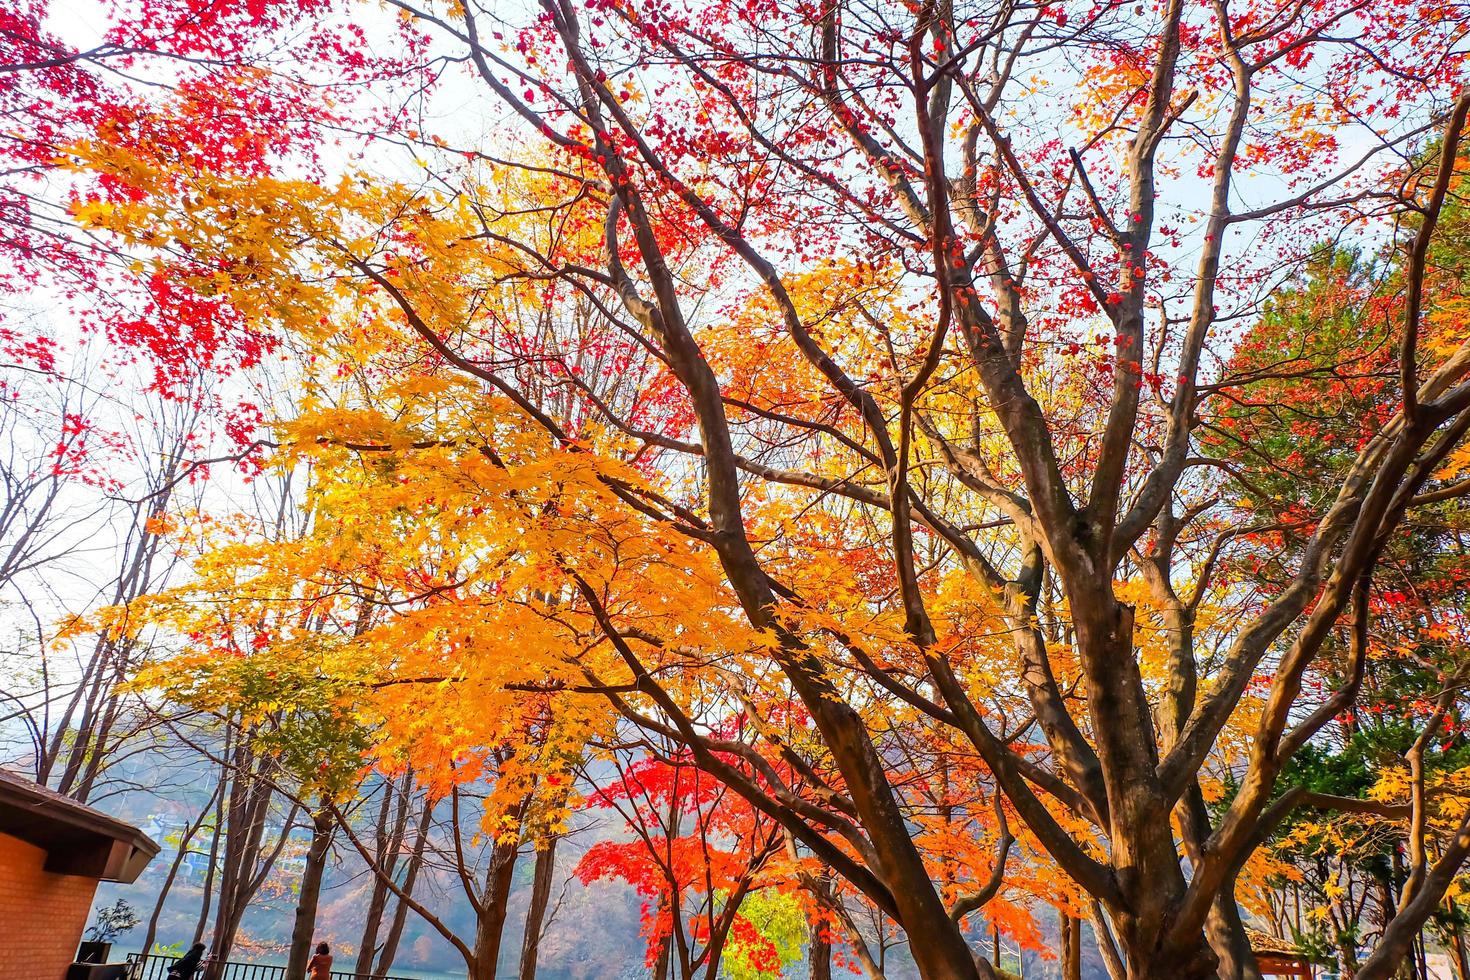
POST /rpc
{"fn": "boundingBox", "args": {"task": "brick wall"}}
[0,831,100,980]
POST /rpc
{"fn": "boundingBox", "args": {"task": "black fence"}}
[124,953,422,980]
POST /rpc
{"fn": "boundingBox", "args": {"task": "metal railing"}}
[124,953,422,980]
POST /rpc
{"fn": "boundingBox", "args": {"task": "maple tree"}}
[573,749,791,979]
[0,0,370,818]
[38,0,1470,977]
[0,0,327,390]
[119,436,599,980]
[1205,153,1470,979]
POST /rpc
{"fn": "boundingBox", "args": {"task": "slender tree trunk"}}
[1089,902,1128,980]
[1452,918,1470,980]
[843,924,886,980]
[73,653,132,801]
[202,729,289,980]
[802,864,883,979]
[143,836,194,959]
[49,489,173,801]
[470,835,520,980]
[194,756,231,947]
[810,909,833,980]
[354,867,391,975]
[1355,817,1470,980]
[652,794,682,980]
[1061,915,1082,980]
[375,797,433,976]
[285,804,334,980]
[52,641,112,797]
[1340,935,1361,979]
[141,782,220,957]
[799,863,836,980]
[652,894,674,980]
[518,836,559,980]
[39,634,106,788]
[1205,878,1263,980]
[355,779,408,978]
[809,705,986,979]
[458,832,522,980]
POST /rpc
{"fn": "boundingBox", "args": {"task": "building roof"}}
[0,768,159,883]
[1247,929,1306,958]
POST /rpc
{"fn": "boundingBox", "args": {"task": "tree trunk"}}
[1089,902,1127,980]
[1205,880,1263,980]
[354,867,391,976]
[285,804,334,980]
[802,699,985,979]
[202,728,290,980]
[50,637,113,798]
[355,778,410,978]
[518,836,559,980]
[141,782,220,957]
[1061,915,1081,980]
[48,490,174,802]
[375,796,434,976]
[37,672,83,787]
[1351,819,1470,980]
[142,836,193,959]
[810,911,833,980]
[652,895,674,980]
[652,792,682,980]
[73,656,130,801]
[467,834,521,980]
[1339,933,1361,979]
[803,866,884,979]
[1112,935,1216,980]
[193,755,231,947]
[697,874,758,980]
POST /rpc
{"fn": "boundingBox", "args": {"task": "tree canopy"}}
[8,0,1470,978]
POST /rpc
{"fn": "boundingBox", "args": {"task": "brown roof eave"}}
[0,769,159,883]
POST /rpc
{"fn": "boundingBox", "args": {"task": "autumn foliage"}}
[13,0,1470,977]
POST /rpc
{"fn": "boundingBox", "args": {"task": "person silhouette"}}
[307,943,332,980]
[165,943,206,980]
